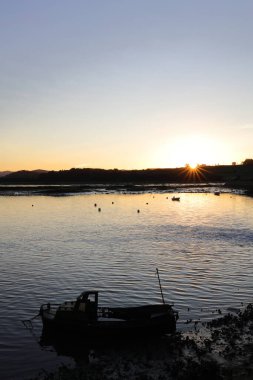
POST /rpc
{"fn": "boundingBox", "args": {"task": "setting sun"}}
[188,163,198,170]
[169,135,217,167]
[153,134,231,169]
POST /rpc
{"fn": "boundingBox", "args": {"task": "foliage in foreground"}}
[30,304,253,380]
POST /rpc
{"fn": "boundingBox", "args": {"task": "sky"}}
[1,0,253,171]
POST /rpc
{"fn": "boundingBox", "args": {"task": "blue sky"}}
[1,0,253,170]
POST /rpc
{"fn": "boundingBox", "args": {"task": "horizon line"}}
[0,162,244,173]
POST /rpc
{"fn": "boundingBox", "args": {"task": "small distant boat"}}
[171,196,180,201]
[39,290,177,338]
[214,192,220,196]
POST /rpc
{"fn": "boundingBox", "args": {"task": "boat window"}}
[88,293,96,303]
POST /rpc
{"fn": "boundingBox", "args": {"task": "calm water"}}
[0,192,253,379]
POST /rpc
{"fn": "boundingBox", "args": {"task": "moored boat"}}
[171,196,180,201]
[39,290,177,338]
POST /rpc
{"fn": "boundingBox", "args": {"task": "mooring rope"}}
[22,311,41,330]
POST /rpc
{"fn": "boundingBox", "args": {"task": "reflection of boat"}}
[171,196,180,201]
[39,291,177,338]
[214,192,220,196]
[39,326,175,368]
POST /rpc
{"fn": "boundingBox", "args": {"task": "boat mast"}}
[156,268,165,304]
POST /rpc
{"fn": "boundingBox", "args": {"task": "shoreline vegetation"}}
[30,304,253,380]
[0,164,252,196]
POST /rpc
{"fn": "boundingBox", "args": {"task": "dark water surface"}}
[0,192,252,379]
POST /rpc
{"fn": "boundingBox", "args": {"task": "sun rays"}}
[179,164,209,182]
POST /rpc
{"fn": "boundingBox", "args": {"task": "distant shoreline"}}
[0,182,250,196]
[0,165,252,196]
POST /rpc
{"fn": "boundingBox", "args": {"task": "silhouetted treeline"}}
[39,168,189,183]
[242,158,253,166]
[0,165,252,185]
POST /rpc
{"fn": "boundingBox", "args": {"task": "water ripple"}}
[0,193,252,379]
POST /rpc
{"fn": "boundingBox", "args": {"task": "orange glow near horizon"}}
[0,134,242,172]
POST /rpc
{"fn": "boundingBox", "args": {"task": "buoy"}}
[94,203,97,207]
[98,208,101,212]
[137,209,140,213]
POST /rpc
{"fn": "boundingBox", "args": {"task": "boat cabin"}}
[56,291,98,322]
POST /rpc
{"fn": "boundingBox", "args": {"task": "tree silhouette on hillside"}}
[242,158,253,165]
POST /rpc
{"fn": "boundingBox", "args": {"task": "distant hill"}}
[36,165,253,184]
[0,166,252,189]
[1,169,48,181]
[0,171,12,178]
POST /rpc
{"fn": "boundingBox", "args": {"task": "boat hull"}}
[41,304,176,338]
